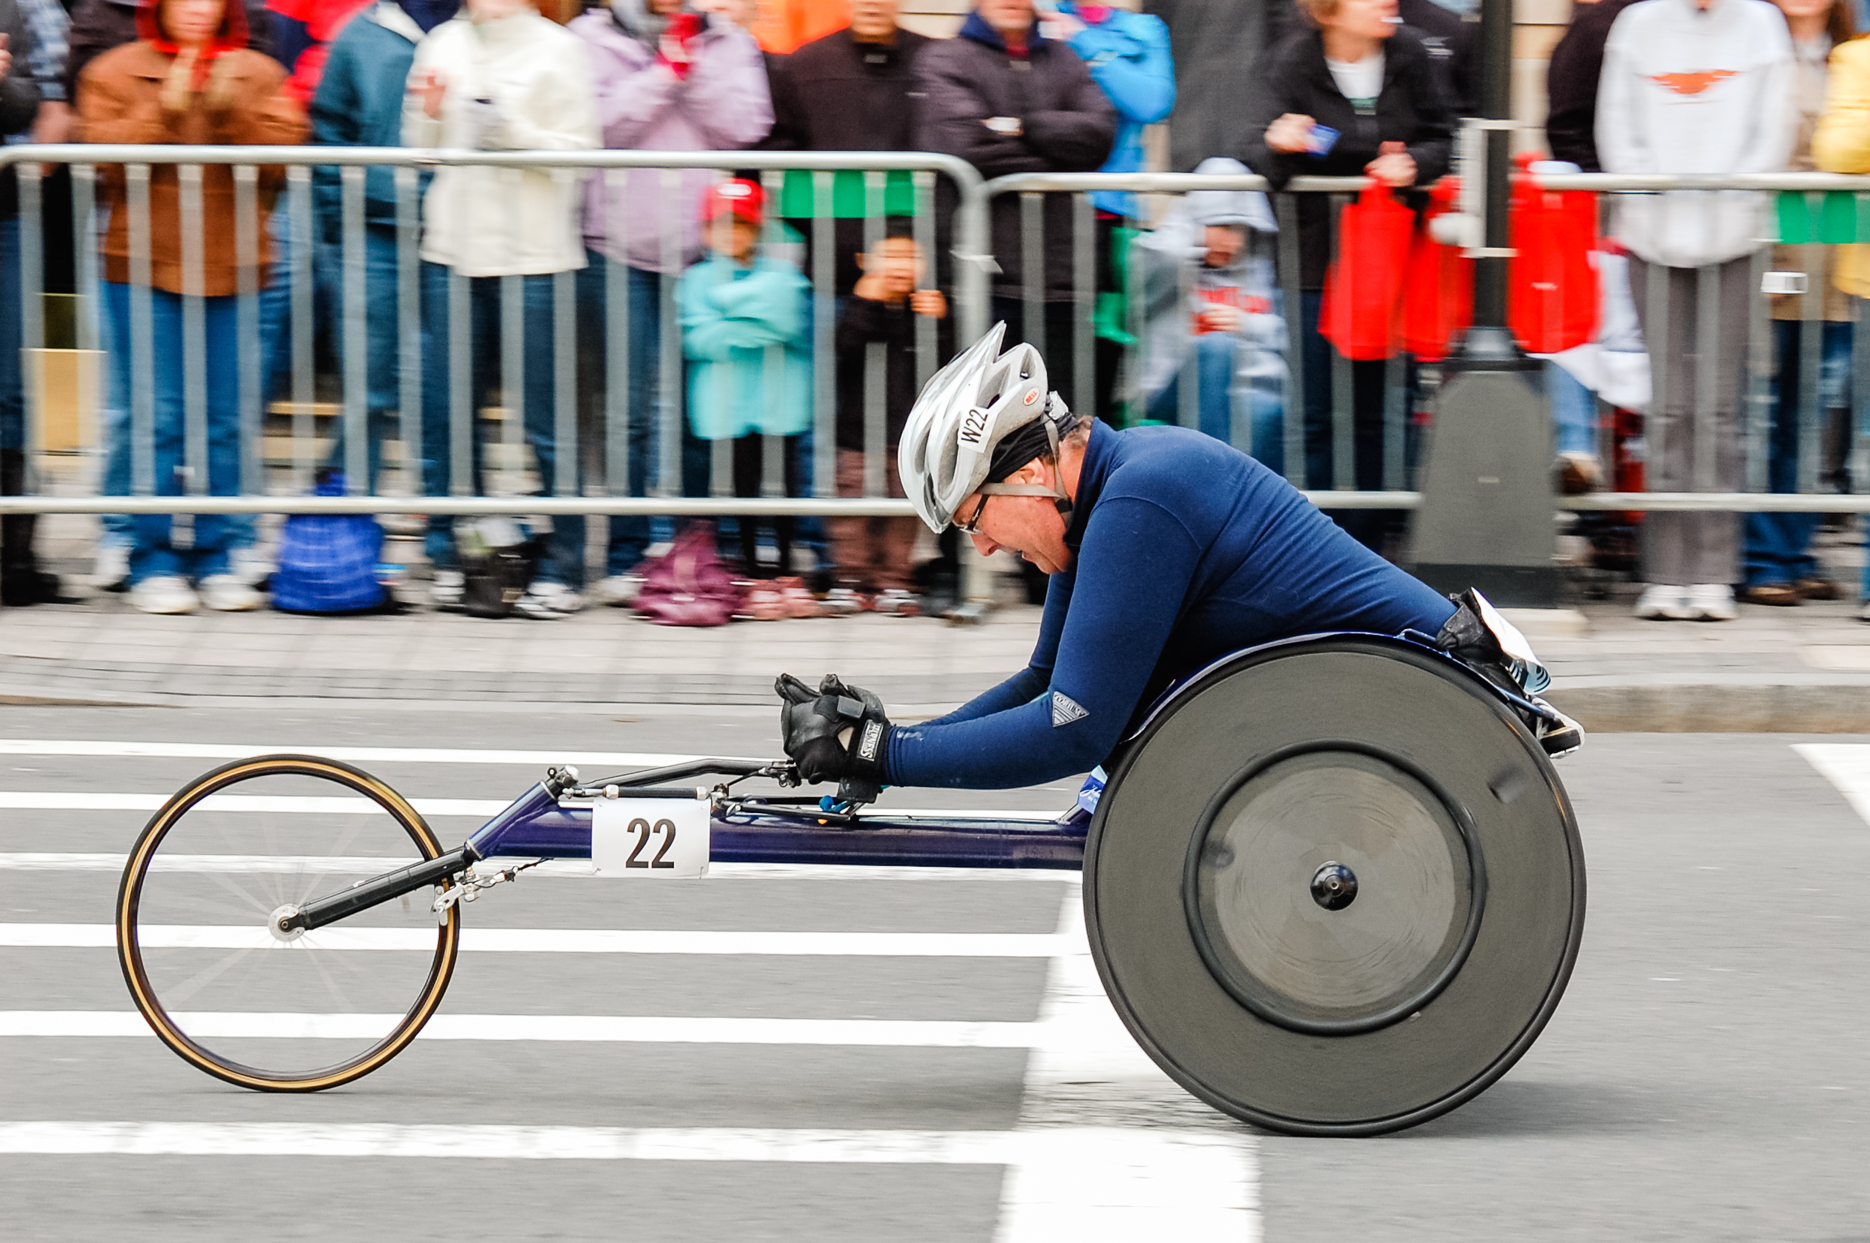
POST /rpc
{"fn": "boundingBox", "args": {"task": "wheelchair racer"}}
[777,324,1575,801]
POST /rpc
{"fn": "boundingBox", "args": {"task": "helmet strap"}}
[976,400,1075,526]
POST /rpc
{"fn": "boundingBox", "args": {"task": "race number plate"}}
[592,798,710,878]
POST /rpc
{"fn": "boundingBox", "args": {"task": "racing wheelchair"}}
[116,627,1585,1137]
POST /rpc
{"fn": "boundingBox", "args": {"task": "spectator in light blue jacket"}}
[678,178,812,576]
[1046,0,1173,221]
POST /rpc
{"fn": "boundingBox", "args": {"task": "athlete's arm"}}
[914,572,1072,728]
[886,497,1197,789]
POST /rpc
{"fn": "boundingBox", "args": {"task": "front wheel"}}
[117,754,462,1091]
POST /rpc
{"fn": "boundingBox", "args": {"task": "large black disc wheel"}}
[1083,636,1585,1136]
[117,755,462,1091]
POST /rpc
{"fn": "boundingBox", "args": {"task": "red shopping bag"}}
[1400,178,1473,362]
[1508,155,1598,354]
[1318,179,1416,361]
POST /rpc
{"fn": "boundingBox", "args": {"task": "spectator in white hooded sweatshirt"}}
[1597,0,1796,621]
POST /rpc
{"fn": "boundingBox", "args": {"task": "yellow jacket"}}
[1812,36,1870,297]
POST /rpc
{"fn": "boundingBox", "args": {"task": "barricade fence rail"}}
[6,152,1870,536]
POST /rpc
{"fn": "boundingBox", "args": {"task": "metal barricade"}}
[2,146,986,530]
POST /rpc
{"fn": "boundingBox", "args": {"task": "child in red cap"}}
[677,178,817,614]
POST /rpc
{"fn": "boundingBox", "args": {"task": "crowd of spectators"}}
[0,0,1867,626]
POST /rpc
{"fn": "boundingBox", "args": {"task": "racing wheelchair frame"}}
[116,629,1585,1137]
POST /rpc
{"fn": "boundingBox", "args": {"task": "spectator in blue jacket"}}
[309,0,458,486]
[1045,0,1173,221]
[678,178,813,578]
[1044,0,1172,424]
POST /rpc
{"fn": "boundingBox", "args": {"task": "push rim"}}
[1084,635,1586,1137]
[116,754,461,1092]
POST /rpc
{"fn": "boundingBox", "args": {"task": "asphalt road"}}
[2,705,1869,1241]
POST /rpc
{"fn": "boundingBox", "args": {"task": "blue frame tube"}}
[465,784,1086,871]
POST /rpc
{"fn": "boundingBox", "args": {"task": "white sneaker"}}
[130,575,197,615]
[432,570,465,610]
[1633,584,1692,621]
[1686,583,1737,622]
[593,574,644,607]
[198,574,262,612]
[514,580,582,620]
[873,588,922,617]
[93,537,130,592]
[226,544,273,589]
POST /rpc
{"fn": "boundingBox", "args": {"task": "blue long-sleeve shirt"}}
[1057,4,1174,219]
[884,423,1456,789]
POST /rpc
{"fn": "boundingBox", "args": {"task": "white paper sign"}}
[592,798,710,878]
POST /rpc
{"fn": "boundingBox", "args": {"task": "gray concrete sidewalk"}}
[4,585,1870,730]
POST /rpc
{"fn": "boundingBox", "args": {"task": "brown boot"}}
[1739,583,1802,607]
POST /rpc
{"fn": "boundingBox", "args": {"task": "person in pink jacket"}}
[568,0,772,607]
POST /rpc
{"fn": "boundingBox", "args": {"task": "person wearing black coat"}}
[1542,0,1641,171]
[915,0,1116,416]
[1243,0,1452,549]
[764,1,932,297]
[0,0,48,606]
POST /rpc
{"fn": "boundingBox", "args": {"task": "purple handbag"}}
[635,522,743,627]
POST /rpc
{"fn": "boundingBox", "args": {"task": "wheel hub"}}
[267,904,306,943]
[1310,861,1358,911]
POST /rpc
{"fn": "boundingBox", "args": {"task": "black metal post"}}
[1411,0,1560,605]
[1473,0,1513,333]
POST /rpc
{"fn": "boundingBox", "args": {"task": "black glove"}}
[775,672,892,805]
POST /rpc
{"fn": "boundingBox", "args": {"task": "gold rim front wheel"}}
[116,754,462,1091]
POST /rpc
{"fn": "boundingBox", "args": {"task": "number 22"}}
[624,817,678,869]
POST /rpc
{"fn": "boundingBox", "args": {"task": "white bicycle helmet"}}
[898,323,1076,532]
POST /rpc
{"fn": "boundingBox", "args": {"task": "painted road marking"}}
[0,740,703,767]
[993,882,1259,1241]
[0,1121,1255,1237]
[0,792,509,817]
[0,924,1070,956]
[0,1011,1044,1047]
[0,792,1060,822]
[1796,744,1870,827]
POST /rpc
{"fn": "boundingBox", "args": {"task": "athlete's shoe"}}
[130,575,197,615]
[1685,583,1737,622]
[198,575,263,612]
[431,570,465,610]
[1633,584,1691,621]
[513,581,582,620]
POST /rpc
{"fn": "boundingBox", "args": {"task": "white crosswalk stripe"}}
[1,924,1069,956]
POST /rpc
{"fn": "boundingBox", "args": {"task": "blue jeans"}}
[1547,361,1598,458]
[576,257,663,575]
[1144,332,1285,465]
[420,263,582,587]
[1745,319,1851,588]
[102,281,243,585]
[324,224,409,489]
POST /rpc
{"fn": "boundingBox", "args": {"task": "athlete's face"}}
[956,457,1074,576]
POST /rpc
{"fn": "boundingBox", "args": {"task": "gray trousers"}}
[1628,256,1751,585]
